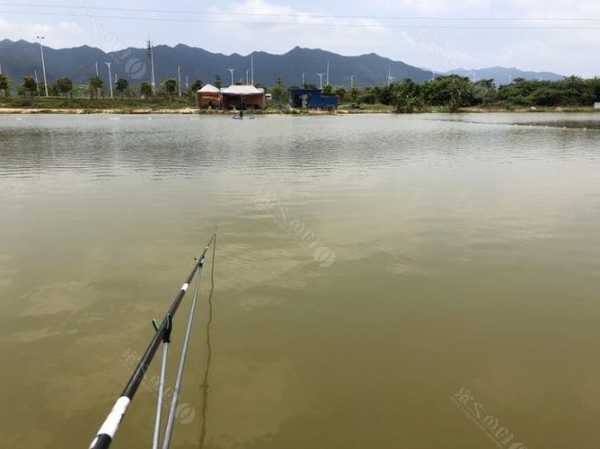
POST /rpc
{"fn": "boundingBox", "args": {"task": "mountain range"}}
[446,67,564,85]
[0,39,563,88]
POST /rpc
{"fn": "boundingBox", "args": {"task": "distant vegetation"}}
[340,76,600,112]
[0,73,599,113]
[0,75,205,108]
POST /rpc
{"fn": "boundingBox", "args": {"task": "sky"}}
[1,0,600,77]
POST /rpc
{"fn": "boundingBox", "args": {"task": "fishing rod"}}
[88,234,216,449]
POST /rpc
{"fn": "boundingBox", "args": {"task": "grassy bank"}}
[0,96,195,112]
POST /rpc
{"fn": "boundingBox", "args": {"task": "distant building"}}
[196,84,266,110]
[288,88,338,109]
[220,85,266,110]
[594,102,600,110]
[196,84,220,108]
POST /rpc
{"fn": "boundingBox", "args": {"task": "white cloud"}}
[201,0,387,55]
[194,0,600,76]
[0,17,83,48]
[512,0,600,16]
[385,0,489,15]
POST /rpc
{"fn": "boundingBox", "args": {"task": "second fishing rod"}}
[88,234,216,449]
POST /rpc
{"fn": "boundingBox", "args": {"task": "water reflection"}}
[2,114,600,180]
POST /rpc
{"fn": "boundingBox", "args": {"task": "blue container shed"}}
[289,88,338,109]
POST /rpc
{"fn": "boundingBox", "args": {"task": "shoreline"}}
[0,106,598,115]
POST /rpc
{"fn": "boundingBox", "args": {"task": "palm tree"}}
[22,76,37,97]
[55,77,73,97]
[0,74,9,96]
[140,82,152,98]
[89,76,103,99]
[190,80,203,94]
[115,79,129,97]
[164,79,177,97]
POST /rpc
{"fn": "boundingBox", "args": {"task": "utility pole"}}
[227,68,235,86]
[301,72,305,87]
[250,54,254,85]
[34,70,40,95]
[95,61,99,77]
[36,35,49,97]
[148,41,156,93]
[185,75,189,90]
[386,65,395,87]
[326,61,330,86]
[317,73,324,90]
[350,75,355,89]
[105,62,113,98]
[246,69,249,85]
[177,65,182,96]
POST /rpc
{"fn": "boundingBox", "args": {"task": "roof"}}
[198,84,220,93]
[220,85,265,96]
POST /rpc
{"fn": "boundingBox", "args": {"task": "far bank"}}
[1,97,599,115]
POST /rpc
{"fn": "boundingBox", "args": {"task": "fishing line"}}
[160,251,203,449]
[198,231,217,449]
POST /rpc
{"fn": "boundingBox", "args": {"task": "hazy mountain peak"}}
[446,66,564,85]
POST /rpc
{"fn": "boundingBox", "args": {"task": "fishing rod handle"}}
[88,396,130,449]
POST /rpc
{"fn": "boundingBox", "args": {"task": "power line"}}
[4,9,600,30]
[1,2,600,23]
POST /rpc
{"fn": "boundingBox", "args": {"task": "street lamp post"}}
[36,35,49,97]
[317,73,324,90]
[177,65,182,96]
[34,70,40,95]
[105,62,113,98]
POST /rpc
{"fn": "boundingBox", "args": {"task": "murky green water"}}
[2,113,600,449]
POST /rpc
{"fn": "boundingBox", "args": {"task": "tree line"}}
[0,74,205,99]
[2,71,600,111]
[325,75,600,112]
